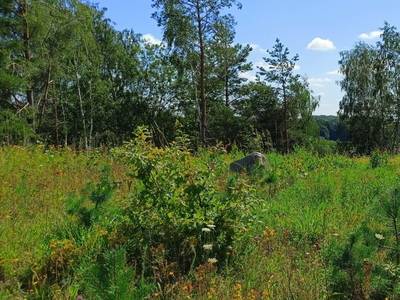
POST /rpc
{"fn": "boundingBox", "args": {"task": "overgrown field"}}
[2,134,400,299]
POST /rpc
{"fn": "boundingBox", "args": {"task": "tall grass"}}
[2,140,400,299]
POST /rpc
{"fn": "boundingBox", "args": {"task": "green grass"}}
[2,140,400,299]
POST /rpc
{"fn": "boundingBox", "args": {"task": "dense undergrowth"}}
[2,133,400,299]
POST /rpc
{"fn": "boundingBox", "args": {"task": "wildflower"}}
[207,224,216,229]
[203,244,213,250]
[76,296,83,300]
[375,233,384,240]
[208,258,218,264]
[169,271,174,276]
[98,230,108,237]
[202,228,211,232]
[4,215,10,219]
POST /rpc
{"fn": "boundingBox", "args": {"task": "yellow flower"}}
[4,215,10,219]
[99,230,108,237]
[169,271,174,276]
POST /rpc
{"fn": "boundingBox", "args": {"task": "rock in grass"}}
[230,152,267,173]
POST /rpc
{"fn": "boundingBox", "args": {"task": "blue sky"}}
[95,0,400,116]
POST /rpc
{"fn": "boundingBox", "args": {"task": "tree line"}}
[339,22,400,154]
[1,0,324,152]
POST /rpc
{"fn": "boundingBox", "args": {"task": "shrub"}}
[370,151,389,168]
[111,127,260,284]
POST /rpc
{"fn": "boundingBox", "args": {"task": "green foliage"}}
[326,231,375,299]
[0,109,35,145]
[78,247,139,300]
[66,164,116,227]
[338,22,400,154]
[314,115,348,142]
[112,128,259,280]
[370,151,389,168]
[7,139,400,298]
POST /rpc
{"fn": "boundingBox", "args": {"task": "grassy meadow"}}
[2,134,400,299]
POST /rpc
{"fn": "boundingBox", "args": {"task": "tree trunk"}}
[74,61,88,150]
[283,82,289,154]
[60,80,68,146]
[20,0,35,128]
[39,65,52,129]
[225,68,229,107]
[53,81,59,146]
[89,80,93,148]
[196,1,206,147]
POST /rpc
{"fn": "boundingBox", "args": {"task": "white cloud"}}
[318,92,326,97]
[327,69,340,75]
[249,43,267,52]
[256,60,269,70]
[240,71,257,82]
[358,30,383,40]
[308,77,332,87]
[307,38,336,51]
[249,43,261,50]
[142,33,163,45]
[294,64,301,71]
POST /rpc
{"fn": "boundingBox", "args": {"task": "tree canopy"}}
[0,0,321,153]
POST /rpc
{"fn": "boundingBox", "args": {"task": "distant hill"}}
[313,115,347,141]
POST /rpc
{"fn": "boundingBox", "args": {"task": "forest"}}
[2,1,400,155]
[3,0,400,299]
[1,0,322,153]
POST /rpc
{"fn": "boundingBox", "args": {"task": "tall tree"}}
[286,77,320,146]
[208,15,252,108]
[0,0,43,127]
[339,23,400,154]
[151,0,242,146]
[257,39,299,153]
[235,81,280,151]
[378,22,400,152]
[339,42,388,153]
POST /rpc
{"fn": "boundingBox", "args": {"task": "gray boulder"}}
[230,152,267,173]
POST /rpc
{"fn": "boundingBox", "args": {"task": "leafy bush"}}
[0,109,36,145]
[111,127,259,282]
[370,151,389,168]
